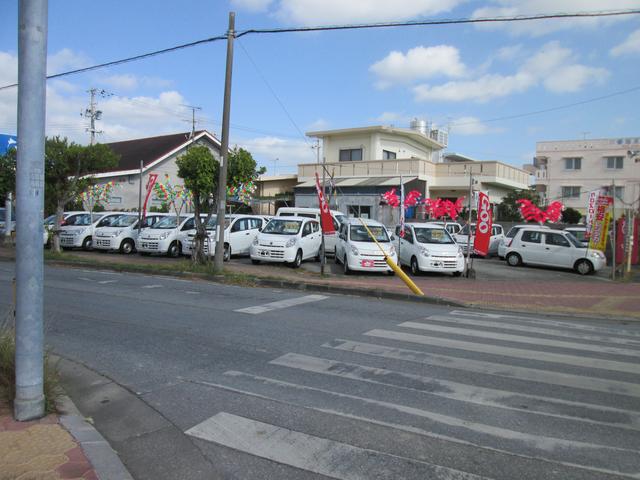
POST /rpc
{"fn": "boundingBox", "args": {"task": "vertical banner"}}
[473,192,492,256]
[585,190,599,240]
[142,173,158,220]
[314,172,335,234]
[399,177,405,237]
[588,195,613,251]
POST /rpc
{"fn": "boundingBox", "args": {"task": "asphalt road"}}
[0,261,638,480]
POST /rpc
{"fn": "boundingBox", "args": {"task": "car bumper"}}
[250,245,297,263]
[59,235,82,248]
[590,256,606,272]
[417,255,464,273]
[138,238,172,254]
[94,237,119,250]
[347,254,397,272]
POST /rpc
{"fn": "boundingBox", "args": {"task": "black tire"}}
[343,255,351,275]
[452,271,462,277]
[334,251,340,264]
[140,252,151,256]
[223,243,231,262]
[506,252,522,267]
[251,259,260,265]
[410,256,420,276]
[291,249,302,268]
[387,269,395,276]
[81,236,92,251]
[120,239,135,254]
[575,259,593,275]
[167,241,181,258]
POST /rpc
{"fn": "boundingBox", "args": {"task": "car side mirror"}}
[390,234,396,241]
[258,227,262,232]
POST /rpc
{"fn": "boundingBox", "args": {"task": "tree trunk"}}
[190,194,208,265]
[51,202,64,253]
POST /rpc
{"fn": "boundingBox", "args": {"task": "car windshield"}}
[154,216,186,229]
[262,219,302,235]
[44,214,56,224]
[67,213,102,226]
[350,225,390,243]
[414,227,455,244]
[568,229,587,242]
[334,214,346,225]
[506,227,521,238]
[111,215,138,227]
[96,215,119,227]
[565,232,584,248]
[459,225,476,236]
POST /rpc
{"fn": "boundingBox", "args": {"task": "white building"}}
[532,137,640,214]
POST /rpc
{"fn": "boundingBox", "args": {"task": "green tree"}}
[227,147,266,185]
[0,148,17,204]
[562,207,582,224]
[497,189,541,221]
[176,145,219,264]
[45,137,119,252]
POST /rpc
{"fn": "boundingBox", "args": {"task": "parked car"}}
[498,224,551,259]
[59,212,124,250]
[94,213,169,254]
[335,218,397,275]
[180,214,267,260]
[504,228,605,275]
[275,207,346,255]
[455,223,505,256]
[43,211,87,246]
[0,207,15,233]
[250,217,322,268]
[429,221,462,235]
[564,226,589,248]
[396,223,464,276]
[137,214,192,257]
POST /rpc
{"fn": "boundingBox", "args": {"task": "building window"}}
[561,186,581,198]
[382,150,396,160]
[603,185,625,199]
[339,148,363,162]
[564,157,581,170]
[605,156,624,169]
[347,205,371,218]
[109,196,122,204]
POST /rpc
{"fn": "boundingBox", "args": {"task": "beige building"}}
[295,125,530,221]
[532,137,640,214]
[252,174,297,215]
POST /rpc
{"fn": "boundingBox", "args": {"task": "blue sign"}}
[0,134,17,155]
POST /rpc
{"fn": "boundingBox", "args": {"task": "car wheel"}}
[167,241,181,258]
[223,243,231,262]
[343,255,351,275]
[452,271,462,277]
[251,259,260,265]
[410,256,420,276]
[575,259,593,275]
[81,236,92,250]
[291,249,302,268]
[120,239,135,254]
[506,252,522,267]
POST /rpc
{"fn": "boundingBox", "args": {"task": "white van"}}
[94,213,169,254]
[181,214,268,260]
[455,223,505,256]
[250,217,322,268]
[58,212,124,250]
[275,207,346,255]
[335,218,397,275]
[396,223,464,276]
[137,214,192,257]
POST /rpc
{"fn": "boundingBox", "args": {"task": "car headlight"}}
[113,229,123,237]
[420,247,430,257]
[388,245,396,256]
[350,244,359,256]
[159,232,170,240]
[285,237,297,248]
[590,251,605,259]
[252,237,259,245]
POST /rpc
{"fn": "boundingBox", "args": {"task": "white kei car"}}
[455,223,505,257]
[275,207,346,255]
[250,217,322,268]
[396,223,464,276]
[504,228,606,275]
[58,212,124,250]
[181,214,267,260]
[137,214,192,257]
[498,224,551,259]
[335,218,397,275]
[94,213,169,254]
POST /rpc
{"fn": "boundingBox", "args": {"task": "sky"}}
[1,0,639,174]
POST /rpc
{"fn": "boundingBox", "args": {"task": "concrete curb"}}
[58,396,134,480]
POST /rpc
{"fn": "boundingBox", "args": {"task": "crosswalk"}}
[185,309,640,479]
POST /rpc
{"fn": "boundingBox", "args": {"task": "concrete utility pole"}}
[464,170,475,278]
[15,0,47,421]
[83,88,104,145]
[611,179,616,281]
[213,12,235,274]
[4,192,12,244]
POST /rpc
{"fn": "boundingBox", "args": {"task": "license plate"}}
[361,259,375,267]
[260,250,268,256]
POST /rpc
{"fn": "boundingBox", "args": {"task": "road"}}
[1,261,639,480]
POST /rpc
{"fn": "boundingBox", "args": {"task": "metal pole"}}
[4,192,12,243]
[213,12,235,273]
[137,160,143,235]
[14,0,47,421]
[321,158,326,275]
[611,179,616,281]
[464,171,473,277]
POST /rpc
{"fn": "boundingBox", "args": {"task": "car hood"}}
[257,233,296,247]
[415,242,460,255]
[60,225,89,233]
[351,241,394,255]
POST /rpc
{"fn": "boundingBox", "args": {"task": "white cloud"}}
[231,0,274,13]
[233,136,314,174]
[306,118,329,131]
[471,0,639,36]
[448,116,504,135]
[370,45,465,89]
[610,29,640,56]
[274,0,463,26]
[47,48,91,75]
[98,74,174,92]
[413,42,609,102]
[375,112,406,123]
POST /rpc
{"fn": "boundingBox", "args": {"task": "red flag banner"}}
[142,173,158,220]
[315,172,335,234]
[473,192,492,256]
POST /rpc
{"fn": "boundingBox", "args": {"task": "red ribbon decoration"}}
[517,199,564,224]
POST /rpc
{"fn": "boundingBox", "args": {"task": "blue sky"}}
[1,0,639,174]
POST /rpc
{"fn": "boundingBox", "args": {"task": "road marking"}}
[184,291,200,295]
[400,321,640,358]
[98,280,117,285]
[234,294,327,315]
[186,412,491,480]
[426,314,640,348]
[325,339,640,397]
[77,277,93,282]
[141,285,163,289]
[270,353,640,432]
[365,329,640,375]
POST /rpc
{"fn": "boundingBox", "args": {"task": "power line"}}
[1,9,639,91]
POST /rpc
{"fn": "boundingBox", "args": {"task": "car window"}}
[506,226,520,238]
[311,222,319,233]
[332,218,340,231]
[299,213,317,219]
[231,219,246,232]
[247,218,261,230]
[278,212,295,216]
[302,222,312,236]
[263,219,302,235]
[492,226,502,236]
[403,226,414,244]
[181,217,195,230]
[568,229,587,242]
[545,232,570,247]
[349,225,390,243]
[96,215,118,227]
[520,230,542,244]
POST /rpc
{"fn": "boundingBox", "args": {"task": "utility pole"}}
[213,12,235,274]
[464,171,475,278]
[182,104,202,142]
[137,160,143,235]
[611,179,616,281]
[3,192,12,245]
[82,88,104,145]
[320,156,326,275]
[15,0,47,421]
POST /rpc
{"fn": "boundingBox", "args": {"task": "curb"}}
[58,395,134,480]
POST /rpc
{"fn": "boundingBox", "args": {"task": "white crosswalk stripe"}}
[234,294,328,314]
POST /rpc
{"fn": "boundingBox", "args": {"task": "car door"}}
[489,225,504,255]
[309,221,322,258]
[516,230,545,264]
[299,221,313,258]
[398,226,414,266]
[336,223,346,260]
[229,218,252,254]
[543,232,573,268]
